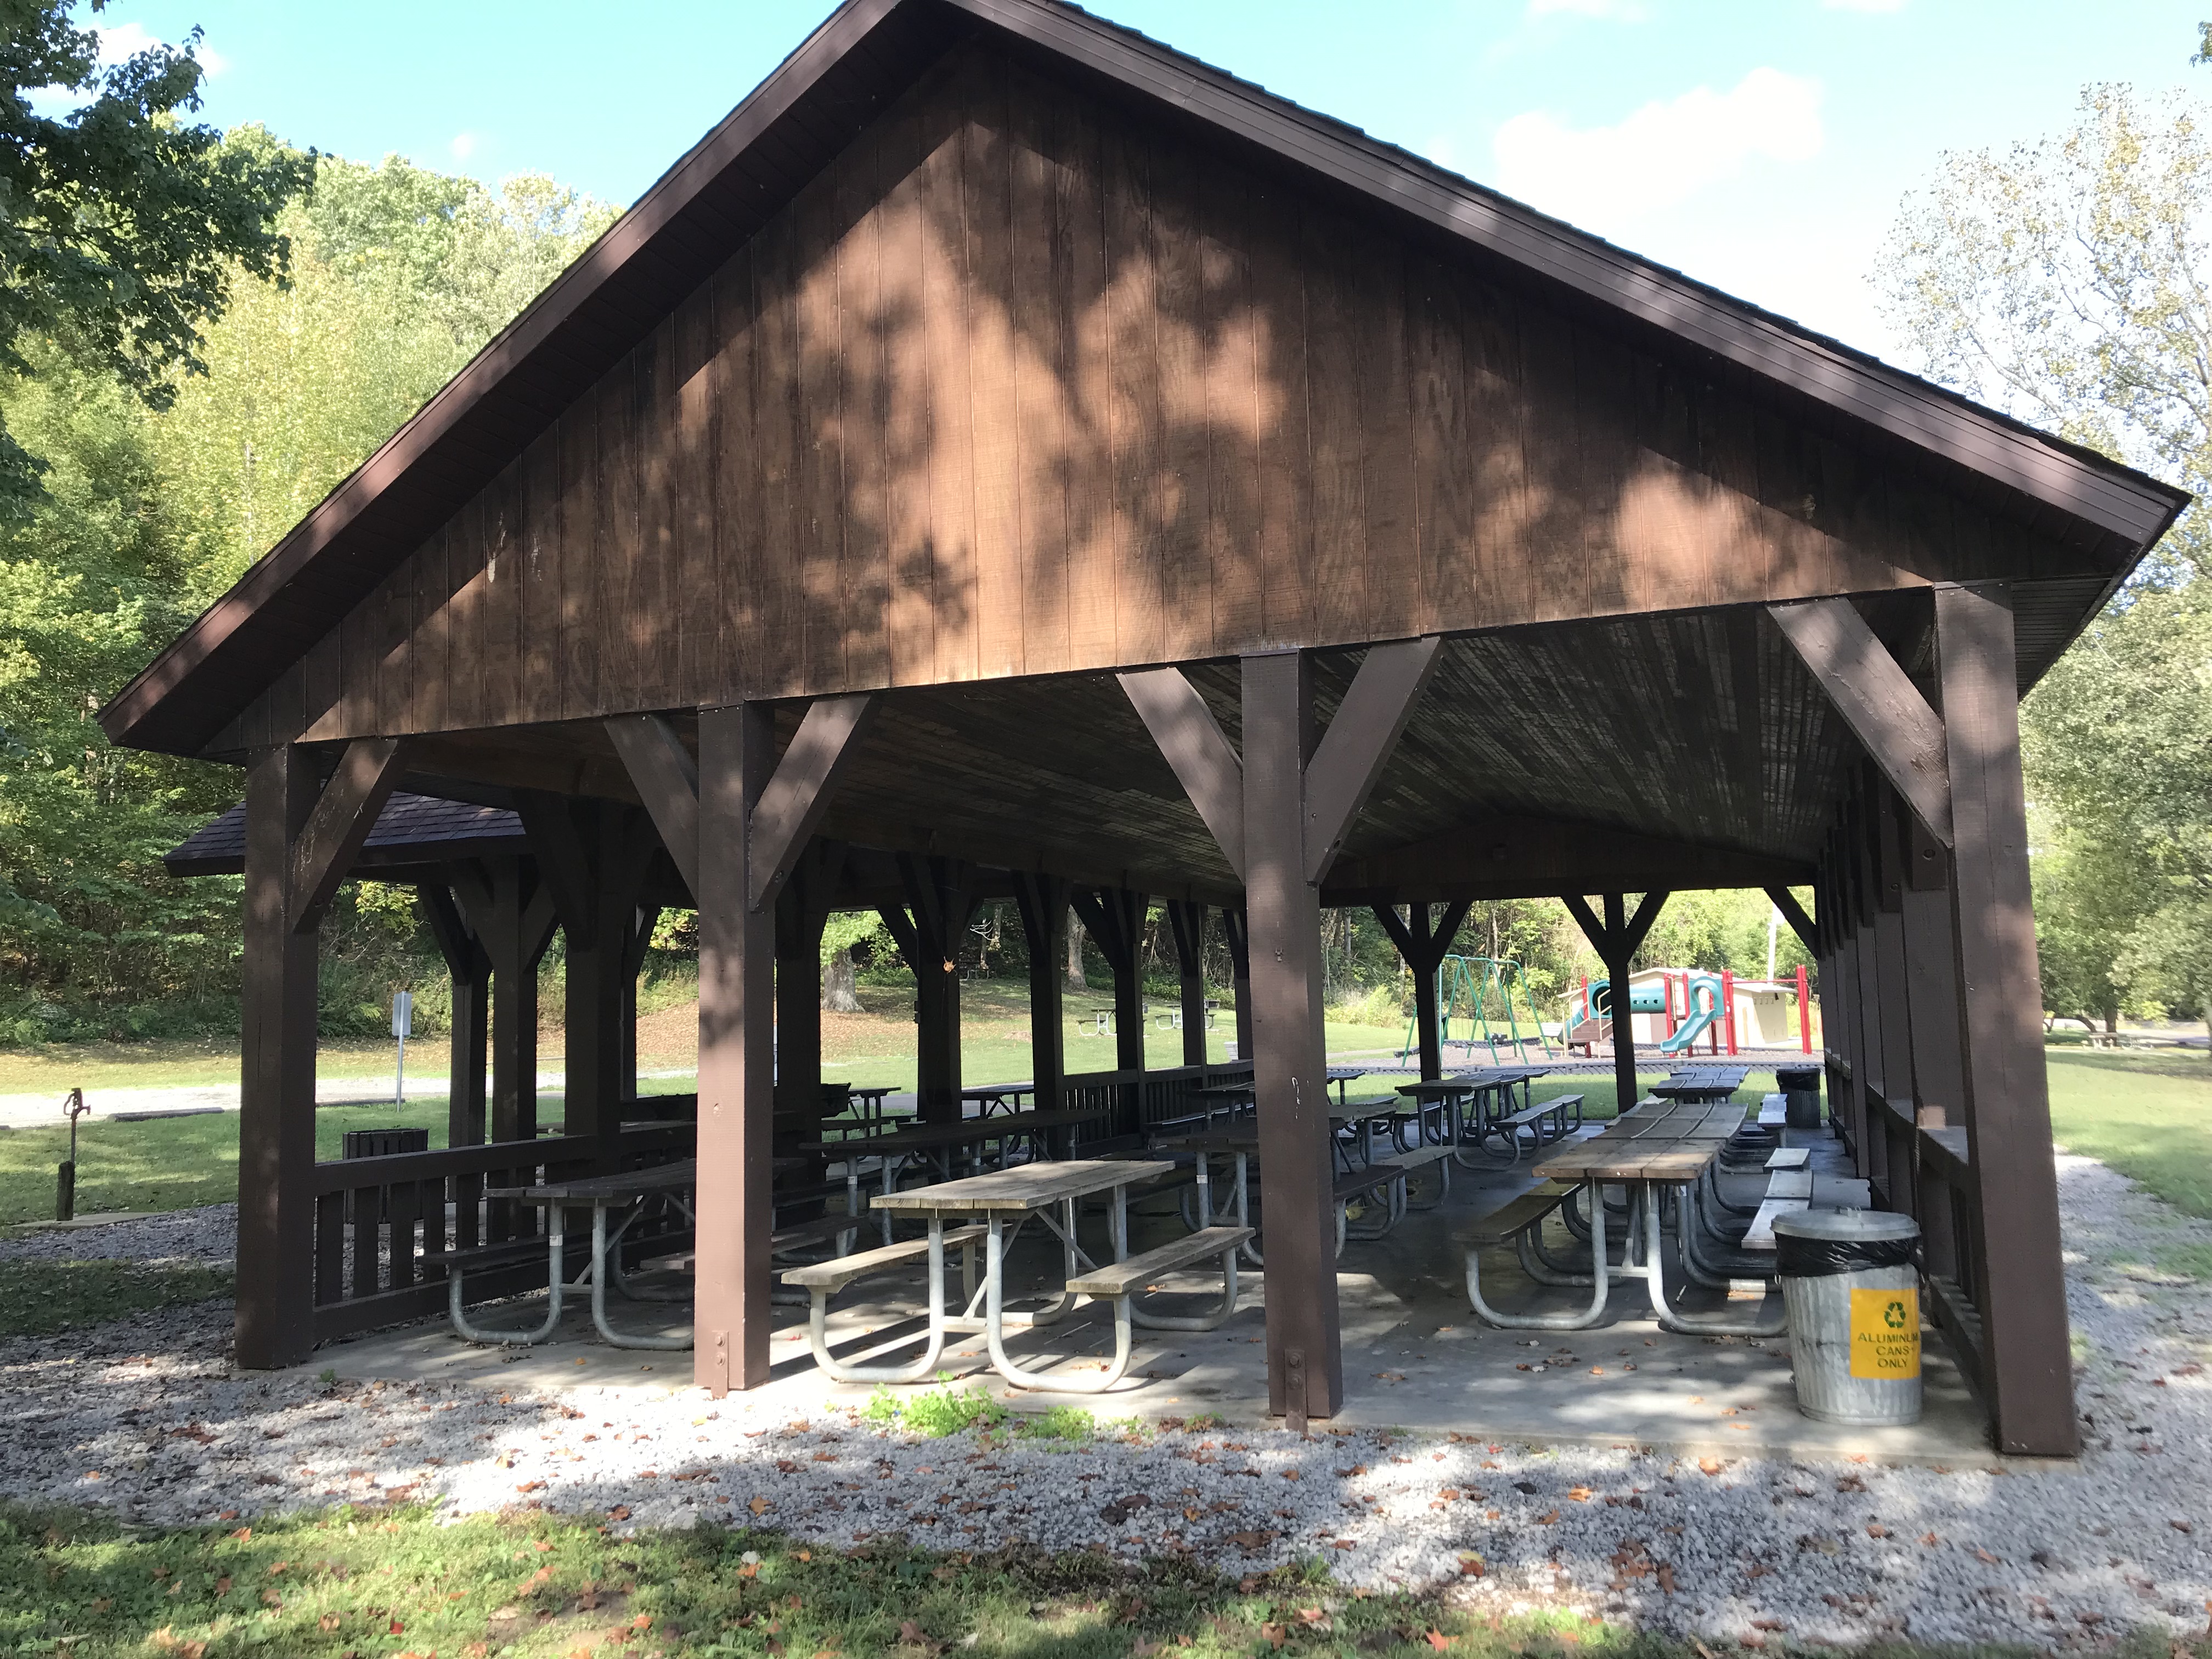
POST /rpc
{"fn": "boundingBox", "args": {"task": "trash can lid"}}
[1771,1208,1920,1244]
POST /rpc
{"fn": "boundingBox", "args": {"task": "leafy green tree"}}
[1880,84,2212,1032]
[0,1,313,514]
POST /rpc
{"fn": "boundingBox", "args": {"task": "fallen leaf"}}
[1425,1631,1451,1651]
[1867,1524,1889,1539]
[1697,1458,1723,1476]
[1751,1618,1788,1633]
[2171,1520,2193,1535]
[1536,1510,1560,1525]
[1657,1563,1676,1596]
[607,1504,631,1521]
[389,1618,405,1635]
[1567,1486,1593,1502]
[1458,1553,1486,1578]
[318,1614,340,1633]
[1976,1548,2002,1565]
[1281,1469,1301,1481]
[750,1496,771,1516]
[1921,1533,1939,1545]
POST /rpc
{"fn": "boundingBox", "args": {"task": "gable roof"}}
[164,792,525,877]
[99,0,2188,759]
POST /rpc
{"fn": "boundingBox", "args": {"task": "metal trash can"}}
[1774,1065,1822,1129]
[1774,1209,1923,1425]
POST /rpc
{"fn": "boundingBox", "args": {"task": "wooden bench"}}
[1741,1196,1809,1250]
[1067,1224,1254,1334]
[1396,1141,1457,1209]
[1333,1160,1409,1250]
[1456,1181,1618,1329]
[1765,1147,1810,1170]
[1758,1093,1788,1127]
[1481,1094,1585,1163]
[424,1236,571,1347]
[780,1224,986,1294]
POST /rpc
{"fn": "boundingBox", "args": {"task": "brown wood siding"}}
[244,42,2086,753]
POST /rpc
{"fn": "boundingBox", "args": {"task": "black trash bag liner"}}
[1776,1232,1918,1278]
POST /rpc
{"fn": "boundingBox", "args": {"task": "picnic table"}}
[1649,1068,1748,1103]
[800,1107,1110,1242]
[789,1159,1245,1391]
[1480,1103,1783,1336]
[459,1157,720,1351]
[961,1081,1035,1115]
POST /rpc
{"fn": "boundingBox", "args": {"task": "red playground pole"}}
[1796,963,1812,1053]
[1662,971,1677,1040]
[1722,969,1737,1056]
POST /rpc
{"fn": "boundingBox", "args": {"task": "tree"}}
[1879,83,2212,1032]
[0,2,314,514]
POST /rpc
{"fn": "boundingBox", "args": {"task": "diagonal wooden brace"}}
[287,737,405,933]
[1769,598,1951,846]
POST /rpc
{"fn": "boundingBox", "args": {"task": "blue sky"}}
[99,0,2203,361]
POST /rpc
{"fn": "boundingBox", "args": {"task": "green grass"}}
[9,1500,2170,1659]
[0,1259,233,1338]
[2044,1048,2212,1220]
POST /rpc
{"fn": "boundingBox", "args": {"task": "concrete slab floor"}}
[319,1141,1997,1468]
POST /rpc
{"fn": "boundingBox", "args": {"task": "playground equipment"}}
[1402,954,1556,1065]
[1564,965,1814,1057]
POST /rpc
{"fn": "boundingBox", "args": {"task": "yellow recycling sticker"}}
[1848,1286,1921,1380]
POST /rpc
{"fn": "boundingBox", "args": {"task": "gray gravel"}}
[1,1154,2205,1646]
[0,1204,234,1266]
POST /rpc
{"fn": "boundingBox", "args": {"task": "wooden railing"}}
[1915,1123,1985,1391]
[309,1122,692,1342]
[1058,1060,1254,1140]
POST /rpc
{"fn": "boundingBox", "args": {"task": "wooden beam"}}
[512,792,599,944]
[287,737,405,930]
[1242,650,1342,1423]
[748,693,879,911]
[1936,582,2076,1456]
[605,713,702,901]
[1561,893,1607,957]
[1303,636,1442,884]
[1766,884,1817,953]
[1769,599,1953,846]
[1118,667,1245,879]
[1322,811,1810,906]
[695,703,777,1395]
[236,745,320,1369]
[1621,889,1671,959]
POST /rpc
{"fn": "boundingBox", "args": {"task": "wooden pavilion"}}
[105,0,2184,1458]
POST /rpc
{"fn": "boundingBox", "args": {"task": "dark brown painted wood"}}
[1769,600,1951,845]
[1070,886,1149,1120]
[1304,635,1441,882]
[1166,899,1210,1066]
[1013,871,1071,1131]
[235,744,320,1369]
[289,738,407,929]
[1118,667,1245,878]
[419,880,491,1147]
[1243,649,1341,1420]
[748,694,882,908]
[879,855,979,1122]
[1936,582,2076,1457]
[1373,900,1471,1080]
[695,701,777,1393]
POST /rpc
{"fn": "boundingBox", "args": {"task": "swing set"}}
[1400,954,1556,1066]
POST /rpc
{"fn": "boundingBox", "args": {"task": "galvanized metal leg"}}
[1466,1189,1610,1331]
[449,1219,567,1346]
[590,1203,692,1350]
[983,1214,1133,1392]
[802,1217,951,1385]
[1640,1184,1786,1337]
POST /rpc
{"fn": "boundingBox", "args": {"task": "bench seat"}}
[422,1238,547,1271]
[1332,1161,1408,1201]
[1741,1196,1809,1250]
[1764,1147,1810,1170]
[1454,1181,1575,1249]
[1066,1226,1254,1297]
[780,1225,985,1292]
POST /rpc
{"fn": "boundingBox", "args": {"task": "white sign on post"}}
[392,991,414,1104]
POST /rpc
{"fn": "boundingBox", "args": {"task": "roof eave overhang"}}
[97,0,2191,760]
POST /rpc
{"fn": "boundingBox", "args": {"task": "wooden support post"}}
[1372,900,1472,1080]
[696,704,776,1395]
[1166,900,1210,1066]
[621,901,661,1107]
[1072,887,1149,1073]
[449,858,555,1147]
[1222,904,1254,1063]
[1243,650,1341,1421]
[1013,873,1071,1127]
[880,856,978,1125]
[1935,582,2076,1457]
[1563,891,1667,1116]
[236,744,321,1370]
[1871,782,1919,1209]
[774,841,845,1142]
[419,880,490,1146]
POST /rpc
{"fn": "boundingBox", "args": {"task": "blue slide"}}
[1659,973,1725,1056]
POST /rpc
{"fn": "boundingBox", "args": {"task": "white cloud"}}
[450,132,481,161]
[91,22,225,74]
[1491,67,1824,233]
[1526,0,1649,17]
[1821,0,1906,10]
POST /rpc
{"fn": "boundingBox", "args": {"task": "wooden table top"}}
[1529,1105,1740,1181]
[492,1158,701,1202]
[1447,1066,1551,1087]
[1192,1081,1257,1098]
[1156,1130,1260,1153]
[961,1082,1034,1099]
[798,1107,1104,1156]
[1395,1079,1480,1098]
[871,1158,1177,1215]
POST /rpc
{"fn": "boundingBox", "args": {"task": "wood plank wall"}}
[217,42,2072,756]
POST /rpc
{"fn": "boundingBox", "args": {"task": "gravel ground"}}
[1,1154,2205,1646]
[0,1204,234,1266]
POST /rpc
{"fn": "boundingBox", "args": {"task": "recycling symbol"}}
[1882,1300,1908,1330]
